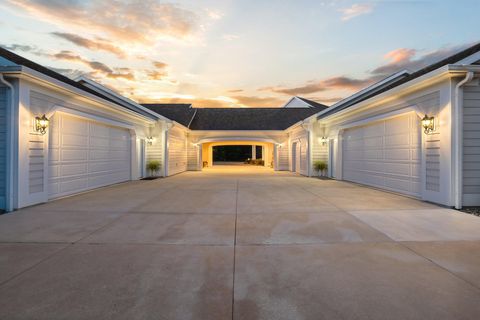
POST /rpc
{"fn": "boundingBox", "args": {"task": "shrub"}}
[313,161,328,176]
[147,160,161,176]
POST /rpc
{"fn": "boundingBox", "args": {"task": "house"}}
[0,43,479,212]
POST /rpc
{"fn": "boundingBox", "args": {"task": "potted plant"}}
[313,160,328,178]
[146,160,161,178]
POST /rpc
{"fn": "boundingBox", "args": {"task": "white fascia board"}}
[1,66,156,125]
[76,76,169,121]
[317,65,467,123]
[329,70,410,109]
[306,70,410,121]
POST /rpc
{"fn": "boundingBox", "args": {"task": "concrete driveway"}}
[1,166,480,320]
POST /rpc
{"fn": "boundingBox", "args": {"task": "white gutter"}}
[454,71,474,209]
[75,76,170,121]
[0,66,155,125]
[317,65,480,123]
[0,74,15,212]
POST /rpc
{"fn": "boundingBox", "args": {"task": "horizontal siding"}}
[0,86,7,210]
[187,138,199,170]
[167,126,187,176]
[463,84,480,205]
[277,142,289,170]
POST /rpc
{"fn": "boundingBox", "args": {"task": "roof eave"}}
[318,65,480,122]
[1,66,156,125]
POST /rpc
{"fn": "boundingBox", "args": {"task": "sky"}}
[0,0,479,108]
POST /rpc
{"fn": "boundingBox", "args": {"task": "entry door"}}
[48,113,131,199]
[342,113,421,197]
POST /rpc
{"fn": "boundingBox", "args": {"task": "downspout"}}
[0,74,15,212]
[454,71,474,209]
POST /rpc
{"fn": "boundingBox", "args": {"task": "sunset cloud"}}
[231,95,284,108]
[260,76,374,96]
[6,0,198,44]
[371,44,470,76]
[51,32,126,58]
[51,50,134,80]
[339,3,374,21]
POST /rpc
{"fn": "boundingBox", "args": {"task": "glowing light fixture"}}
[319,136,328,146]
[146,136,154,145]
[421,114,435,134]
[35,114,49,135]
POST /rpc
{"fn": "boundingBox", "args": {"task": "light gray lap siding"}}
[0,86,7,210]
[463,84,480,205]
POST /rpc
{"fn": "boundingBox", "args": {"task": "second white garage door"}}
[48,113,131,199]
[342,112,421,197]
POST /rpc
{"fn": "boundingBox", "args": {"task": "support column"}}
[252,145,256,160]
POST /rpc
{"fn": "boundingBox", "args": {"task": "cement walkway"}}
[1,166,480,320]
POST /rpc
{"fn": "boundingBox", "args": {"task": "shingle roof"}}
[320,42,480,118]
[191,108,321,130]
[142,104,323,130]
[0,47,122,108]
[141,104,196,127]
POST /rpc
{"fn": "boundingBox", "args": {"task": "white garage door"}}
[48,113,131,199]
[343,112,421,197]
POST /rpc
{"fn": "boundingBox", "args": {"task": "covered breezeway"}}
[199,139,276,169]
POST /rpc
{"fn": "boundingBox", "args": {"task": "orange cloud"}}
[51,50,134,80]
[384,48,416,63]
[6,0,198,44]
[260,76,374,96]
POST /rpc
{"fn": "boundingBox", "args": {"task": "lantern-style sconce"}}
[319,136,328,146]
[146,136,154,145]
[35,114,49,135]
[421,114,435,134]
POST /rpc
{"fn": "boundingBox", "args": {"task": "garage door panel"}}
[384,148,411,160]
[364,123,384,136]
[385,133,410,147]
[61,149,88,161]
[62,134,88,147]
[364,136,383,147]
[90,124,109,137]
[364,149,383,160]
[49,113,131,199]
[343,113,421,197]
[59,163,88,176]
[385,115,409,133]
[62,117,88,134]
[90,136,110,148]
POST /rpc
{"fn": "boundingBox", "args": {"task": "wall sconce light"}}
[146,136,154,145]
[35,114,49,135]
[319,136,328,146]
[277,143,283,149]
[421,114,435,134]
